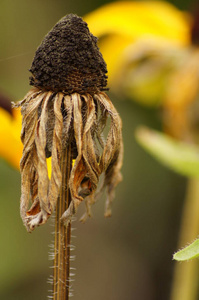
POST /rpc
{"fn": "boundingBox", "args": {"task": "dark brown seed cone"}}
[29,14,108,94]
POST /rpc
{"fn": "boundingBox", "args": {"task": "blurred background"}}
[0,0,198,299]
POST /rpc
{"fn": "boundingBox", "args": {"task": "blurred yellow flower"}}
[84,1,192,105]
[0,101,55,182]
[0,98,22,169]
[85,1,190,44]
[85,1,199,143]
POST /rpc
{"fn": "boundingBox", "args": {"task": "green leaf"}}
[135,126,199,177]
[173,239,199,261]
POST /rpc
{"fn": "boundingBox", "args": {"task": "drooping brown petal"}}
[94,92,123,216]
[82,94,100,187]
[62,94,73,146]
[103,141,123,217]
[19,91,45,230]
[35,92,51,214]
[48,93,64,212]
[94,93,121,169]
[63,93,86,221]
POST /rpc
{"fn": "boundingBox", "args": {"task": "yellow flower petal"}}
[98,34,132,82]
[0,108,22,169]
[84,1,191,45]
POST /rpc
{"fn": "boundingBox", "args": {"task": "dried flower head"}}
[14,14,123,232]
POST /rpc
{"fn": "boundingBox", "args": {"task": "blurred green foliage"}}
[0,0,196,299]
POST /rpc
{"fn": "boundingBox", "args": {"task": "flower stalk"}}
[171,178,199,300]
[53,143,72,299]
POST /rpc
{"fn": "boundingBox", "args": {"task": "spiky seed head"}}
[29,14,108,94]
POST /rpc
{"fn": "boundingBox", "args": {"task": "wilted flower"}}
[14,14,123,232]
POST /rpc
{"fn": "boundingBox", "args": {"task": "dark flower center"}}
[29,14,108,94]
